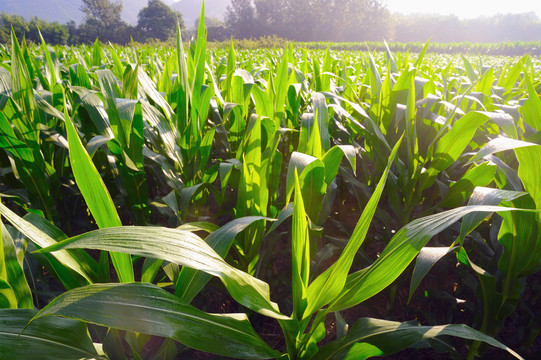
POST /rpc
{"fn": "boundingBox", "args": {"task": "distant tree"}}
[137,0,183,42]
[27,17,69,44]
[282,0,315,40]
[254,0,286,37]
[0,27,7,43]
[251,0,392,41]
[394,14,461,42]
[495,12,541,42]
[337,0,393,41]
[65,21,81,45]
[80,0,122,28]
[0,13,29,41]
[80,0,127,43]
[225,0,257,39]
[391,12,541,43]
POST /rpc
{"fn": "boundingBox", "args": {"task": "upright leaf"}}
[63,103,134,283]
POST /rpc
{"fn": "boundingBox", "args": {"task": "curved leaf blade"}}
[408,246,457,302]
[0,203,92,283]
[0,309,101,360]
[31,283,279,359]
[330,205,536,311]
[36,226,286,319]
[175,216,270,303]
[311,317,522,360]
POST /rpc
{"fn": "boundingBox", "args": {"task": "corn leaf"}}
[292,170,310,319]
[0,203,92,283]
[30,283,279,359]
[175,216,270,303]
[330,205,536,311]
[63,104,134,283]
[311,317,522,360]
[0,309,101,360]
[36,226,287,320]
[303,137,401,318]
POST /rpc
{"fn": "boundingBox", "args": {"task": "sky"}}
[385,0,541,19]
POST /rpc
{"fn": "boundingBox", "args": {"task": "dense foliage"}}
[224,1,541,43]
[0,8,541,359]
[0,0,183,45]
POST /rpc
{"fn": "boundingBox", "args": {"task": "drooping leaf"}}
[175,216,270,303]
[36,226,286,319]
[30,283,279,359]
[0,203,91,283]
[0,309,101,360]
[408,246,457,302]
[311,317,522,360]
[330,205,536,311]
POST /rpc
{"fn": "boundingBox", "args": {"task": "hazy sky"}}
[385,0,541,19]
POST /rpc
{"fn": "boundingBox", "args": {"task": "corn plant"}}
[0,3,540,358]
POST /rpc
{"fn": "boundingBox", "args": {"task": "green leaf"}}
[0,279,17,308]
[23,212,99,285]
[175,216,270,303]
[285,152,320,203]
[311,318,522,360]
[408,246,457,302]
[321,145,356,185]
[303,137,401,318]
[292,170,310,319]
[36,226,287,320]
[438,162,497,208]
[270,48,289,127]
[461,55,478,81]
[63,102,134,283]
[498,195,539,282]
[459,187,527,241]
[330,205,536,311]
[468,137,538,164]
[0,103,55,220]
[176,23,190,127]
[0,309,101,359]
[69,86,113,138]
[92,38,101,67]
[516,145,541,215]
[499,145,541,278]
[522,72,541,131]
[0,203,92,283]
[298,159,326,224]
[31,283,279,359]
[38,30,59,87]
[1,221,32,308]
[429,111,494,173]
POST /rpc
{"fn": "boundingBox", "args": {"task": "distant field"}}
[206,37,541,56]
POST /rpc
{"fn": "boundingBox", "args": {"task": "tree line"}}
[225,0,541,43]
[1,0,540,45]
[0,0,184,45]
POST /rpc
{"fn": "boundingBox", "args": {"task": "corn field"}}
[0,9,540,360]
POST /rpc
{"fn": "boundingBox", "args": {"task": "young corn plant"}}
[0,136,528,359]
[1,4,540,359]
